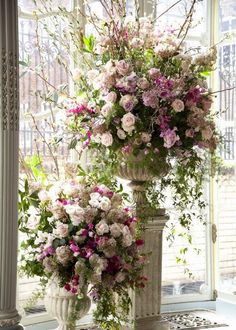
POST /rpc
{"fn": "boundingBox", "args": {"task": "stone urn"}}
[116,154,169,216]
[44,279,91,330]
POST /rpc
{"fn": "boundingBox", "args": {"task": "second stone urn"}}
[44,279,91,330]
[116,157,170,330]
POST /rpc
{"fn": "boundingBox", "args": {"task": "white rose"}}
[101,132,113,146]
[38,190,50,202]
[110,223,122,238]
[56,246,71,265]
[27,215,40,230]
[122,226,133,247]
[96,220,109,235]
[100,196,112,211]
[122,125,135,133]
[55,223,69,238]
[171,99,185,112]
[141,132,151,143]
[117,129,126,140]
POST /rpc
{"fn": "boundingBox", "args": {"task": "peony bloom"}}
[96,220,110,236]
[110,223,123,238]
[160,128,180,148]
[171,99,185,112]
[101,132,113,146]
[100,196,112,212]
[56,246,71,265]
[55,223,69,238]
[119,94,138,112]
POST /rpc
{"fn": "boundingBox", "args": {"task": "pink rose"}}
[105,91,117,103]
[101,132,113,146]
[185,128,195,138]
[148,68,160,79]
[201,126,213,140]
[137,77,150,90]
[202,98,213,112]
[171,99,185,112]
[119,94,138,112]
[116,60,131,75]
[121,113,136,133]
[101,103,112,117]
[160,128,180,148]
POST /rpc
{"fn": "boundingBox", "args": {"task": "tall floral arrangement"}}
[19,176,146,329]
[66,18,217,177]
[60,2,219,235]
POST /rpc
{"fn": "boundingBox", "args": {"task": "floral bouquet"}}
[65,15,218,177]
[18,177,146,329]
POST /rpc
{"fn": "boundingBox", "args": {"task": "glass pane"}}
[18,0,72,315]
[216,0,236,295]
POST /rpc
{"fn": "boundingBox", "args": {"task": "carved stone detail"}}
[0,49,19,131]
[0,1,23,329]
[0,314,21,327]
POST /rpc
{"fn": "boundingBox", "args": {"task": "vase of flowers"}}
[63,12,218,219]
[44,278,90,330]
[18,177,146,330]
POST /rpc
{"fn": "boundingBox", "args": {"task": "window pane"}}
[216,0,236,295]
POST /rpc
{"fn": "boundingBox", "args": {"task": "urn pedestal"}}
[117,162,170,330]
[44,280,91,330]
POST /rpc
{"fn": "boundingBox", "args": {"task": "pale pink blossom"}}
[116,60,131,75]
[121,113,136,133]
[101,103,112,117]
[160,128,180,148]
[105,91,117,103]
[101,132,113,146]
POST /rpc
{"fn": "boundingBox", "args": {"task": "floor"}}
[25,300,236,330]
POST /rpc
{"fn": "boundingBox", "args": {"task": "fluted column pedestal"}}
[0,1,24,329]
[131,212,169,330]
[128,181,170,330]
